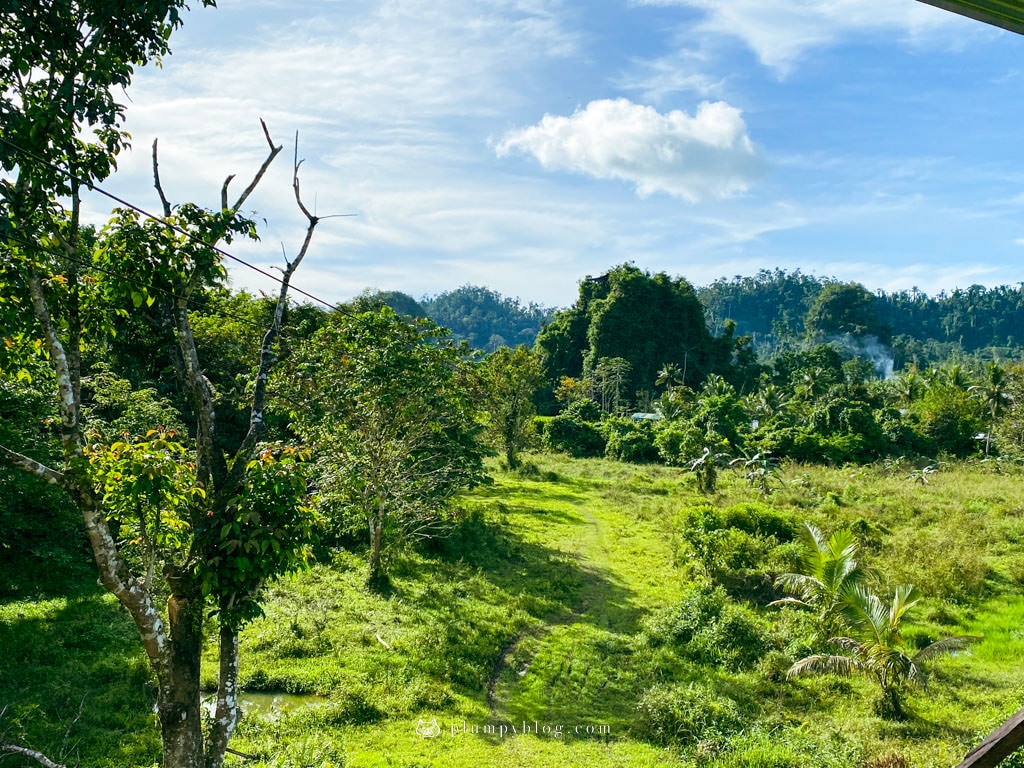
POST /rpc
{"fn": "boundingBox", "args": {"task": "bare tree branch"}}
[0,444,63,485]
[220,174,236,213]
[1,744,71,768]
[227,119,282,213]
[151,139,172,218]
[219,132,321,501]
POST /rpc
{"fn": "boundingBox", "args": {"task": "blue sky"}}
[87,0,1024,308]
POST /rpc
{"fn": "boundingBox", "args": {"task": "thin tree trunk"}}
[205,619,240,768]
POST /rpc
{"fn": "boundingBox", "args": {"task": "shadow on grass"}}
[0,589,158,767]
[416,509,639,633]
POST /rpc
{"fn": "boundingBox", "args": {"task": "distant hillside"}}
[698,269,1024,366]
[420,285,556,351]
[361,271,1024,367]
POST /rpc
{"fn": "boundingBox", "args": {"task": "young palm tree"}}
[787,583,977,719]
[969,361,1013,456]
[770,523,867,640]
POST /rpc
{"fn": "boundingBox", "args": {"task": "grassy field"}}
[5,454,1024,766]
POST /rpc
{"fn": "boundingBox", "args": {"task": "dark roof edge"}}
[917,0,1024,36]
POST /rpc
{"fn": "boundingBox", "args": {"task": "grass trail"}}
[479,458,685,729]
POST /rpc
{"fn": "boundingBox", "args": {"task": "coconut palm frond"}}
[826,527,859,564]
[773,572,823,601]
[912,635,981,663]
[829,636,862,653]
[767,596,812,609]
[840,582,888,638]
[788,653,862,679]
[888,583,923,629]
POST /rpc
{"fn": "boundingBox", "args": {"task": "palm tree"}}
[655,362,684,390]
[746,382,787,422]
[969,361,1013,456]
[770,523,867,641]
[787,583,977,719]
[891,369,922,410]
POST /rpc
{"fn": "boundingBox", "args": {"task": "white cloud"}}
[634,0,965,73]
[496,98,761,201]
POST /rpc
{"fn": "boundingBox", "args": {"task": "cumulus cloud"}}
[496,98,761,202]
[635,0,962,73]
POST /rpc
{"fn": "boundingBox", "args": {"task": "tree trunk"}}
[367,513,388,590]
[157,594,205,768]
[205,618,240,768]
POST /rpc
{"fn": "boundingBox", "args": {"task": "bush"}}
[643,583,773,670]
[602,416,659,463]
[544,414,605,457]
[564,397,602,422]
[654,421,705,466]
[644,581,726,647]
[634,681,743,747]
[676,503,798,592]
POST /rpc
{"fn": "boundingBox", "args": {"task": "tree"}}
[593,356,632,413]
[770,523,867,641]
[2,131,320,768]
[535,265,717,410]
[290,308,486,588]
[0,6,327,763]
[787,583,976,719]
[805,282,889,343]
[969,361,1013,456]
[479,345,545,469]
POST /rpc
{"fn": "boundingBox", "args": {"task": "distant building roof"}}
[630,412,662,421]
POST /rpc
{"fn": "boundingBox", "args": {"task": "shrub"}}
[654,421,705,466]
[564,397,602,422]
[643,583,773,670]
[544,414,605,457]
[676,503,798,591]
[634,681,743,747]
[602,416,659,463]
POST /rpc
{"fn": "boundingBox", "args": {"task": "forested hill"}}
[698,269,1024,365]
[361,285,556,350]
[363,271,1024,366]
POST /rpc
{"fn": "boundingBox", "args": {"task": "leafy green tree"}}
[0,5,328,760]
[693,373,748,449]
[479,345,545,469]
[805,282,888,342]
[913,383,983,457]
[536,265,716,409]
[787,583,976,719]
[290,308,486,588]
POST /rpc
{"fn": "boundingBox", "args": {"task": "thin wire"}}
[1,227,317,338]
[0,134,345,312]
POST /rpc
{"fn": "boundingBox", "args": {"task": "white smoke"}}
[830,334,895,379]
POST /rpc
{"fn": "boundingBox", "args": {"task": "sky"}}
[83,0,1024,309]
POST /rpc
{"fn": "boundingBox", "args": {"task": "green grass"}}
[6,454,1024,766]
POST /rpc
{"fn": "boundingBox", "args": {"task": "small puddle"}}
[240,691,327,715]
[202,691,326,717]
